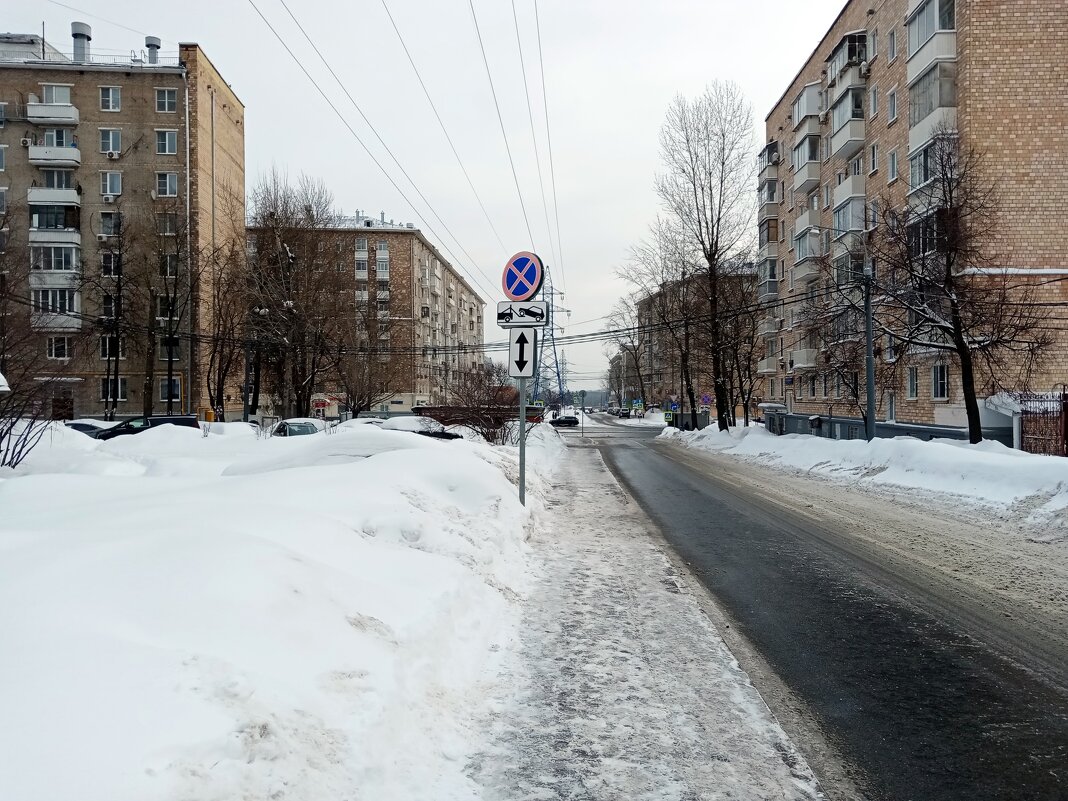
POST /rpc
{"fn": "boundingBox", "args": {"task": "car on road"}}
[618,408,632,419]
[92,415,202,441]
[270,418,326,437]
[550,413,579,427]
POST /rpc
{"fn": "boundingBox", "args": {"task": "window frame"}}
[47,335,72,360]
[99,86,122,112]
[100,171,122,196]
[907,366,919,399]
[155,87,178,113]
[99,377,128,402]
[155,129,179,155]
[99,128,121,153]
[99,334,126,360]
[932,364,949,400]
[155,172,178,197]
[42,84,72,105]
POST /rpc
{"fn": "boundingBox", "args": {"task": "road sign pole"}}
[518,376,527,506]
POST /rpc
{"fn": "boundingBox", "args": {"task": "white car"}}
[269,417,327,437]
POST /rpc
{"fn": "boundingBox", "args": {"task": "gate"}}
[1019,392,1068,456]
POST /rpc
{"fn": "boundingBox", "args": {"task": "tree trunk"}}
[681,323,699,430]
[956,336,983,444]
[142,314,157,419]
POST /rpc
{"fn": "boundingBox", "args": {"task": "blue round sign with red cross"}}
[502,251,545,302]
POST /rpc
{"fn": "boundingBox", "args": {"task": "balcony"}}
[756,316,779,338]
[377,290,390,300]
[758,278,778,301]
[758,357,779,376]
[757,240,778,261]
[28,229,81,246]
[28,145,81,167]
[793,260,820,284]
[355,290,369,301]
[789,348,818,370]
[796,207,819,234]
[909,106,957,154]
[758,194,778,223]
[26,103,80,125]
[31,312,81,331]
[830,118,865,161]
[829,65,866,107]
[757,142,780,182]
[793,160,821,194]
[907,30,957,84]
[27,188,80,206]
[833,173,865,208]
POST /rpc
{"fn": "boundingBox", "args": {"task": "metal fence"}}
[1019,392,1068,456]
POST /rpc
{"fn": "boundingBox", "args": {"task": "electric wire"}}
[467,0,537,251]
[533,0,566,292]
[510,0,558,270]
[379,0,509,259]
[273,0,499,302]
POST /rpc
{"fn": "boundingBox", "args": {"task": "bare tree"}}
[656,81,756,430]
[447,360,516,443]
[718,256,760,426]
[868,130,1052,442]
[604,296,648,408]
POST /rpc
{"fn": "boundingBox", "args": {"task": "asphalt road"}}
[562,416,1068,801]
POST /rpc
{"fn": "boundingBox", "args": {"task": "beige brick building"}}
[755,0,1068,438]
[0,23,244,419]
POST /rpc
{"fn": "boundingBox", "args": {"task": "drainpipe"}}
[184,68,193,415]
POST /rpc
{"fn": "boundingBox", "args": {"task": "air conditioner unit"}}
[97,234,109,242]
[106,150,119,160]
[20,137,32,147]
[103,194,116,204]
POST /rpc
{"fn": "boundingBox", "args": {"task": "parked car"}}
[379,416,463,440]
[92,415,202,441]
[550,413,579,427]
[618,408,632,419]
[270,418,326,437]
[517,305,545,321]
[64,418,119,435]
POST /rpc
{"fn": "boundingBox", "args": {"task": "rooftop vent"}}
[145,36,161,64]
[71,21,91,63]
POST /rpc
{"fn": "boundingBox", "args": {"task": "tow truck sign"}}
[497,300,548,328]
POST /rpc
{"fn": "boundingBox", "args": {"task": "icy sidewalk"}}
[470,447,821,800]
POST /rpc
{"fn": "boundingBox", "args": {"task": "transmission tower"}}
[534,267,569,404]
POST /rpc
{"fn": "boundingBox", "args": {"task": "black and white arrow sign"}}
[508,327,537,378]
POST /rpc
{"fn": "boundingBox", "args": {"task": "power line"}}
[510,0,558,270]
[467,0,536,251]
[43,0,160,40]
[533,0,566,293]
[380,0,508,260]
[272,0,498,303]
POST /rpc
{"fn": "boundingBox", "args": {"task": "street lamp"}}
[0,370,11,397]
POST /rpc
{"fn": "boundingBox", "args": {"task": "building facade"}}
[755,0,1068,436]
[0,23,244,419]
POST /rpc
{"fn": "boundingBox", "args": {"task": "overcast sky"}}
[12,0,845,389]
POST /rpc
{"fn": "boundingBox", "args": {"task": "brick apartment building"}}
[246,213,485,415]
[755,0,1068,439]
[0,23,244,419]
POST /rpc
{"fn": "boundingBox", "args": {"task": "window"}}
[868,200,880,229]
[155,88,177,113]
[909,0,954,55]
[0,104,5,127]
[759,219,778,247]
[868,29,878,59]
[159,253,178,277]
[100,171,122,196]
[376,258,390,275]
[852,154,865,176]
[100,377,128,402]
[100,211,120,236]
[910,62,957,126]
[47,336,72,359]
[909,142,935,189]
[932,364,948,399]
[869,87,879,118]
[833,199,863,238]
[156,296,175,321]
[101,252,121,277]
[156,172,178,197]
[795,230,817,261]
[159,336,181,361]
[156,212,178,235]
[823,373,830,397]
[100,86,121,112]
[100,128,121,153]
[42,169,74,188]
[823,183,831,209]
[31,246,79,271]
[833,253,863,285]
[376,240,388,252]
[100,335,125,359]
[869,143,879,173]
[888,89,898,122]
[885,334,896,361]
[42,84,71,104]
[759,178,777,204]
[31,289,77,314]
[0,188,5,215]
[888,28,897,61]
[827,32,867,79]
[101,293,115,318]
[792,135,820,170]
[355,237,368,251]
[888,150,899,182]
[355,259,368,273]
[0,145,5,171]
[31,204,78,230]
[155,129,178,155]
[43,128,70,147]
[831,87,865,132]
[906,366,919,399]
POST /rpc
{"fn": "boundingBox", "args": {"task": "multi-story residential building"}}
[0,23,244,419]
[246,213,485,415]
[755,0,1068,440]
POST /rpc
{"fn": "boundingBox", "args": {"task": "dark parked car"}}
[271,420,322,437]
[93,415,202,441]
[517,305,545,321]
[550,414,579,427]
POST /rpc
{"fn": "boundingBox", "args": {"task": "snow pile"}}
[617,409,666,427]
[663,425,1068,515]
[0,423,563,801]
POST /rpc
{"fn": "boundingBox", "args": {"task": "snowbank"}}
[662,425,1068,515]
[0,424,564,801]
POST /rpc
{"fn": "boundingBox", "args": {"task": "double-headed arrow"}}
[514,331,529,371]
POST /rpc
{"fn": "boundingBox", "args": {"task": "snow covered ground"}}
[0,422,562,801]
[615,409,667,428]
[662,425,1068,529]
[471,446,821,800]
